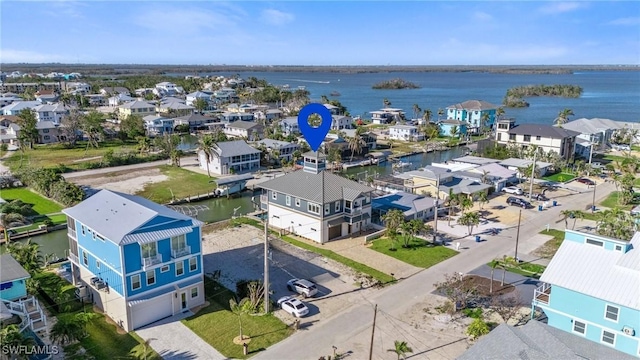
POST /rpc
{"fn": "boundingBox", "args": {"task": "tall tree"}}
[383,98,391,108]
[0,324,36,359]
[412,104,421,120]
[193,98,209,114]
[437,108,445,121]
[16,108,39,149]
[197,134,217,177]
[347,133,365,162]
[457,211,480,235]
[60,109,83,148]
[81,111,105,150]
[382,209,405,240]
[120,114,145,140]
[554,108,574,126]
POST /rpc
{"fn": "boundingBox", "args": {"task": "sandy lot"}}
[69,168,168,194]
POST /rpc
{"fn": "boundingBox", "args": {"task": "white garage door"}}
[130,292,173,329]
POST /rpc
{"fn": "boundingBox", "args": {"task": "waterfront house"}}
[143,115,174,136]
[562,118,640,159]
[33,103,69,125]
[173,113,215,131]
[498,158,553,177]
[264,109,283,122]
[467,162,517,192]
[253,139,300,163]
[0,82,62,94]
[220,112,255,123]
[495,119,579,161]
[85,94,107,106]
[197,140,260,175]
[0,254,29,301]
[0,95,22,107]
[154,82,183,97]
[100,87,131,97]
[259,152,374,243]
[389,125,424,141]
[185,91,213,107]
[65,82,92,95]
[458,320,637,360]
[531,230,640,358]
[369,108,405,125]
[280,117,300,136]
[331,115,354,131]
[451,156,500,167]
[108,94,135,107]
[371,191,436,225]
[118,100,156,120]
[1,101,41,116]
[224,121,264,141]
[446,100,497,135]
[157,99,195,118]
[438,119,468,137]
[342,128,377,151]
[62,190,205,332]
[395,166,491,199]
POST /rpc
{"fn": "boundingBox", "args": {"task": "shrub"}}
[466,318,490,339]
[462,307,483,319]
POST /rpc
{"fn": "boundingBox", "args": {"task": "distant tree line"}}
[502,84,583,108]
[372,78,420,90]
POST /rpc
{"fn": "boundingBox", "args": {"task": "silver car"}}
[277,296,309,318]
[287,278,318,298]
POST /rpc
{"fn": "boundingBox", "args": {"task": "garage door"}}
[328,225,342,240]
[130,292,173,329]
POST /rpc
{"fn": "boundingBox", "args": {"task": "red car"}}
[576,178,596,186]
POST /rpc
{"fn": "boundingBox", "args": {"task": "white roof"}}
[540,231,640,310]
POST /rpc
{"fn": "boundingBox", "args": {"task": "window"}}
[586,238,604,247]
[272,191,277,200]
[286,195,291,206]
[536,135,541,141]
[365,195,370,203]
[335,201,340,211]
[602,330,615,345]
[81,226,85,235]
[171,235,186,251]
[573,320,586,335]
[191,287,198,298]
[614,244,623,252]
[308,203,320,214]
[96,234,104,242]
[43,129,49,133]
[295,198,300,207]
[176,261,184,276]
[82,251,88,266]
[189,257,197,271]
[509,134,516,141]
[161,265,169,273]
[497,133,502,141]
[141,242,157,258]
[523,135,531,142]
[92,231,96,240]
[325,204,330,215]
[345,200,352,209]
[96,260,101,269]
[44,135,50,140]
[131,274,141,290]
[605,304,619,322]
[146,270,156,285]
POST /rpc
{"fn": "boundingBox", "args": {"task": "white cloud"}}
[261,9,294,26]
[0,49,72,63]
[133,5,243,35]
[607,17,640,26]
[538,2,585,14]
[45,0,86,18]
[472,11,493,21]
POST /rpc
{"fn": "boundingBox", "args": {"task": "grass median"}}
[0,187,63,214]
[369,236,458,268]
[135,165,217,204]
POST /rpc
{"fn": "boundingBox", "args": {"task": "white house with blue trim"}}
[532,230,640,358]
[62,190,205,332]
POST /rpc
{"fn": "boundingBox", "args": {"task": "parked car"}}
[575,178,596,186]
[506,196,531,208]
[287,279,318,298]
[277,296,309,318]
[525,192,548,201]
[502,186,524,195]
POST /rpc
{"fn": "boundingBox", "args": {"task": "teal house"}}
[437,119,468,138]
[532,230,640,358]
[0,254,29,301]
[445,99,497,135]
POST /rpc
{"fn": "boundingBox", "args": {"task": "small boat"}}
[392,161,411,169]
[212,174,254,196]
[330,91,341,96]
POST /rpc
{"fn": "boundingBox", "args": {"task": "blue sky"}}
[1,1,639,65]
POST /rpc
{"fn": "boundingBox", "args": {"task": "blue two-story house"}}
[532,230,640,358]
[62,190,205,332]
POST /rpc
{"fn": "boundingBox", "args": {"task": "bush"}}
[462,307,484,319]
[466,318,490,339]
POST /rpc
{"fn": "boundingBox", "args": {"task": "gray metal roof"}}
[447,99,498,111]
[35,121,57,129]
[372,192,435,217]
[216,173,254,186]
[499,158,552,169]
[118,100,155,109]
[540,231,640,310]
[63,190,199,245]
[225,121,261,130]
[0,254,30,282]
[440,178,491,196]
[121,226,194,245]
[453,156,500,166]
[457,320,637,360]
[563,118,626,134]
[258,170,374,203]
[508,124,580,139]
[215,140,260,157]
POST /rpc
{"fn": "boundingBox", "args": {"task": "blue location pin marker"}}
[298,103,332,152]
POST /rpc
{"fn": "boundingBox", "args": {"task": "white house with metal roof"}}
[388,124,424,141]
[259,152,375,243]
[62,190,205,332]
[197,140,260,175]
[495,119,580,160]
[532,230,640,358]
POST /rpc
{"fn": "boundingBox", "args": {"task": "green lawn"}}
[490,261,546,279]
[634,178,640,187]
[369,236,458,268]
[542,173,576,182]
[603,154,627,163]
[182,278,292,359]
[235,218,396,284]
[535,229,566,258]
[600,191,637,211]
[0,187,63,215]
[4,141,138,171]
[12,214,67,233]
[135,165,217,204]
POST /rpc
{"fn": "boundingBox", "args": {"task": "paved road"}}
[253,181,616,360]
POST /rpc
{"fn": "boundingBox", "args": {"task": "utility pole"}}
[368,304,378,360]
[264,192,270,314]
[514,209,522,261]
[432,175,440,243]
[528,149,537,202]
[591,182,597,214]
[587,137,595,177]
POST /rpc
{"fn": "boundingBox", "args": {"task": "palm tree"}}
[383,98,391,108]
[348,133,364,162]
[193,98,209,114]
[457,211,480,235]
[477,192,488,210]
[423,109,432,123]
[489,259,500,293]
[229,297,251,342]
[554,108,574,126]
[382,209,405,240]
[399,221,413,248]
[50,312,96,345]
[196,134,216,177]
[480,113,491,135]
[437,108,444,121]
[412,104,421,120]
[6,239,43,274]
[459,195,473,214]
[449,125,459,138]
[446,191,459,226]
[387,340,413,360]
[1,324,36,359]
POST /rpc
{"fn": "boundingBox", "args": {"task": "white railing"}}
[171,245,191,259]
[533,283,551,305]
[346,207,362,215]
[68,228,77,239]
[1,299,25,315]
[142,254,162,269]
[68,252,79,264]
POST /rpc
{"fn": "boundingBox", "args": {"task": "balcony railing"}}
[533,283,551,305]
[260,195,267,203]
[171,246,191,259]
[68,252,79,265]
[141,254,162,269]
[68,228,77,239]
[345,207,362,215]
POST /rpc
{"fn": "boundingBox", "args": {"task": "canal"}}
[3,146,467,258]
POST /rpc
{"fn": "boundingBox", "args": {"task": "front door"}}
[181,292,187,310]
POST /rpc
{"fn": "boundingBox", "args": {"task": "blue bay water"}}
[204,70,640,124]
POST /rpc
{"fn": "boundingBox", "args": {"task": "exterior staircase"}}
[1,296,47,333]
